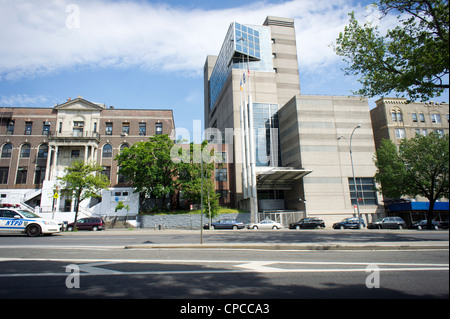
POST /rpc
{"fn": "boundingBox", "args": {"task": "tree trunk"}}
[73,197,80,231]
[426,199,436,230]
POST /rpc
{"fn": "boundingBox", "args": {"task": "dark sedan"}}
[289,217,325,230]
[410,220,440,230]
[203,219,245,230]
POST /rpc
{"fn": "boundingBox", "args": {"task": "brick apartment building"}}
[0,97,174,221]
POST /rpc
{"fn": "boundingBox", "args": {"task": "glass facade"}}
[209,22,273,110]
[348,178,378,206]
[253,103,282,167]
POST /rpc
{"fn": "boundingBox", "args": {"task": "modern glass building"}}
[204,16,383,225]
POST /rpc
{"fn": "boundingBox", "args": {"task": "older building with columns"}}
[0,97,174,220]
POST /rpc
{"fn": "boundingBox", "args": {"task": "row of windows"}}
[1,144,48,159]
[0,142,131,159]
[391,111,449,124]
[4,120,163,136]
[395,128,445,139]
[5,121,50,136]
[0,166,46,185]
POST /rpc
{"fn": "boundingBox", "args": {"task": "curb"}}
[124,242,449,251]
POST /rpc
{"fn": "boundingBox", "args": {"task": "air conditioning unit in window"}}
[121,133,128,137]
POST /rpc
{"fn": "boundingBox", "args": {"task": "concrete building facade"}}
[204,16,383,225]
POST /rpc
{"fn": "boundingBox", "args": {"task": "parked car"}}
[367,217,406,230]
[248,219,282,230]
[0,208,64,237]
[438,220,449,229]
[410,220,440,230]
[333,217,366,229]
[66,217,106,231]
[203,219,245,230]
[289,217,325,230]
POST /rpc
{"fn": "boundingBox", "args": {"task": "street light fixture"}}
[338,124,362,229]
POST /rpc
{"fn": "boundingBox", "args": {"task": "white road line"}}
[0,257,447,278]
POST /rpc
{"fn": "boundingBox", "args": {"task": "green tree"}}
[115,134,178,210]
[374,132,449,229]
[177,142,220,218]
[333,0,449,101]
[57,160,110,230]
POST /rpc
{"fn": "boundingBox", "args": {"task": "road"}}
[0,229,448,304]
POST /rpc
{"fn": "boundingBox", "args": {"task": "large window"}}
[20,144,31,158]
[1,143,12,158]
[102,144,113,158]
[0,167,9,184]
[16,167,28,184]
[348,178,378,206]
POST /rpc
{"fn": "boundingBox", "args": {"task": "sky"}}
[1,0,446,142]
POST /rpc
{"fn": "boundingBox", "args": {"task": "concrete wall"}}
[137,212,251,229]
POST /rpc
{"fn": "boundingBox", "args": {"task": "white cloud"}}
[0,0,378,80]
[0,94,55,107]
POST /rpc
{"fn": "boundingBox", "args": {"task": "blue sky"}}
[2,0,444,141]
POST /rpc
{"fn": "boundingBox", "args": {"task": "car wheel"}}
[295,225,301,230]
[92,226,98,231]
[398,224,403,230]
[340,225,345,230]
[378,225,382,230]
[26,224,41,237]
[253,226,258,229]
[418,225,422,230]
[67,226,74,231]
[233,225,238,230]
[272,226,278,230]
[211,225,215,230]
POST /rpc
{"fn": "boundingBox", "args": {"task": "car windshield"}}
[18,210,41,218]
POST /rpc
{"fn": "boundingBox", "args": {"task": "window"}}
[122,123,130,135]
[155,123,163,135]
[431,113,442,124]
[25,122,33,135]
[419,113,425,122]
[0,167,9,184]
[1,143,12,158]
[34,166,46,184]
[101,166,111,181]
[139,123,146,136]
[37,145,48,158]
[102,144,112,158]
[120,143,129,152]
[20,144,31,158]
[6,121,14,135]
[73,121,84,137]
[42,122,50,135]
[395,128,406,139]
[422,129,428,136]
[105,122,113,135]
[414,129,420,136]
[348,178,378,206]
[391,110,402,122]
[215,168,227,181]
[435,129,444,137]
[71,150,80,158]
[412,113,418,122]
[16,167,28,184]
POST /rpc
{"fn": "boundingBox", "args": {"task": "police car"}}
[0,208,64,237]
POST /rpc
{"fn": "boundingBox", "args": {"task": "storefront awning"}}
[257,168,312,190]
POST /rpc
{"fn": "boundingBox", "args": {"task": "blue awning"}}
[388,201,449,212]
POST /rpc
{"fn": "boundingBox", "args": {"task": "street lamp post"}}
[338,124,362,229]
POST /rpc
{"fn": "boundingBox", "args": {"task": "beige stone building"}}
[370,97,449,149]
[0,97,174,221]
